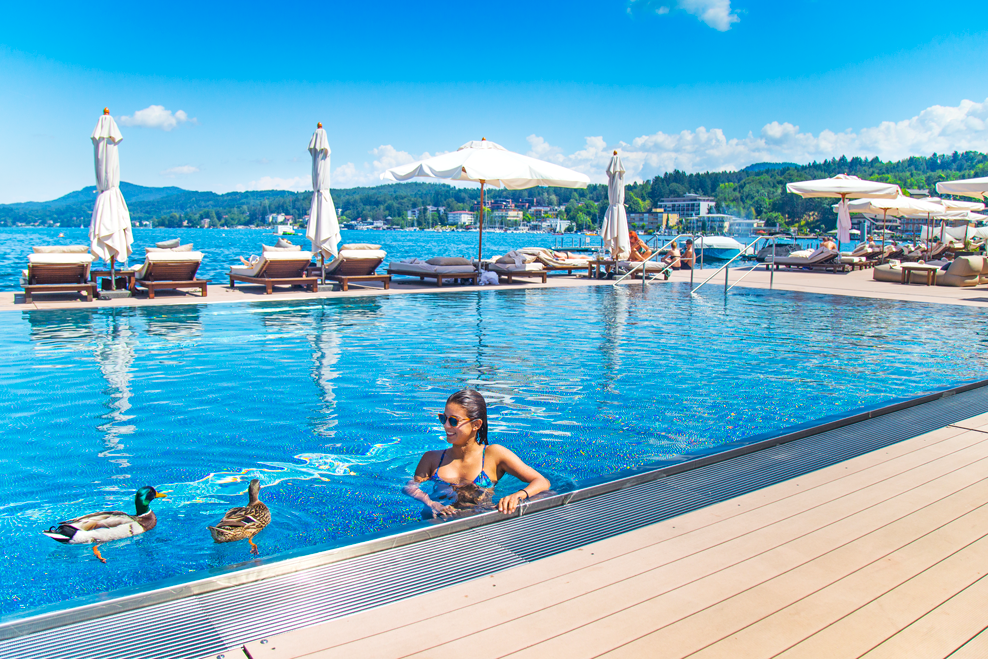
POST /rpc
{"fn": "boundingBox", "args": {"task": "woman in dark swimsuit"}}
[404,390,550,517]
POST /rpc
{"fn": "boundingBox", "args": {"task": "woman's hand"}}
[428,501,456,517]
[498,491,529,515]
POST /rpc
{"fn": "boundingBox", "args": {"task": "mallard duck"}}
[208,479,270,554]
[42,486,166,563]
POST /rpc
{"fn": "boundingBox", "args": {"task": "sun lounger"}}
[21,252,98,303]
[767,248,847,272]
[229,251,318,294]
[486,262,548,284]
[133,251,208,299]
[387,258,479,286]
[616,260,676,279]
[322,247,391,291]
[517,247,592,275]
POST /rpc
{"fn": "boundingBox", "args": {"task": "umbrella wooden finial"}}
[482,137,486,141]
[613,150,618,155]
[103,108,109,115]
[317,122,322,129]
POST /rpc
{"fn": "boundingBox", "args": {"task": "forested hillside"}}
[3,151,986,232]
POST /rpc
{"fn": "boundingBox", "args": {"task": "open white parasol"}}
[382,138,590,261]
[786,175,899,248]
[89,108,133,289]
[936,177,988,201]
[306,123,341,281]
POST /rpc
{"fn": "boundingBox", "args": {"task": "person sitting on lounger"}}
[661,242,681,267]
[403,389,550,518]
[680,239,695,270]
[628,231,653,262]
[821,237,837,250]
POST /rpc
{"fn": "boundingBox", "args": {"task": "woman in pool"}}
[403,390,550,517]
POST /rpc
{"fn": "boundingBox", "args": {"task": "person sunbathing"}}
[628,231,653,262]
[403,389,550,517]
[680,239,695,269]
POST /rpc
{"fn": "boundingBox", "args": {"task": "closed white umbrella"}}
[786,174,899,250]
[306,123,341,281]
[936,177,988,200]
[89,108,133,290]
[382,138,590,261]
[601,151,630,260]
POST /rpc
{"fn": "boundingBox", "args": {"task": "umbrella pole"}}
[881,210,887,261]
[320,253,325,284]
[110,255,116,290]
[477,180,485,265]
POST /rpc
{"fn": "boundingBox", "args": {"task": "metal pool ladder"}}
[690,235,777,296]
[612,234,694,285]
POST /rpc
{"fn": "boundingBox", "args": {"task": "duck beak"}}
[155,493,167,499]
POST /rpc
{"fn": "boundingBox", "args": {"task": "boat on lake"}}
[693,236,746,260]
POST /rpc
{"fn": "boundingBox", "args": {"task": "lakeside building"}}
[448,210,475,225]
[660,194,716,218]
[407,206,445,220]
[492,209,523,225]
[725,217,765,235]
[628,211,680,232]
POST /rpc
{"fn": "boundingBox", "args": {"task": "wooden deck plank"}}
[774,538,988,658]
[243,429,988,659]
[510,471,988,659]
[243,426,974,658]
[392,440,988,659]
[246,429,983,659]
[860,574,988,659]
[947,625,988,659]
[605,495,988,659]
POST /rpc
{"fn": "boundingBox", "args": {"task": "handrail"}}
[727,235,777,292]
[613,234,693,284]
[690,236,771,296]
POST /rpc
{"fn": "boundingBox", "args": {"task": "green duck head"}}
[134,486,166,516]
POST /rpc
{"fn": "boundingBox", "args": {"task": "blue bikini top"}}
[431,446,495,489]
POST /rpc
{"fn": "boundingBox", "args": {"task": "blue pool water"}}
[2,283,987,618]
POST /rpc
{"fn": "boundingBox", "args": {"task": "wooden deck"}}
[238,412,988,659]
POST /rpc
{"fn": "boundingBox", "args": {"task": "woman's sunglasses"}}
[438,413,472,427]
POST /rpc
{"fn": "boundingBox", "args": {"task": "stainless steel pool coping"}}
[3,376,988,651]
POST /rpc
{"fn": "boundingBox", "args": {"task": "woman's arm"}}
[403,452,456,517]
[491,446,551,514]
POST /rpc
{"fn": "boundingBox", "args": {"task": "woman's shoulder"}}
[485,443,519,460]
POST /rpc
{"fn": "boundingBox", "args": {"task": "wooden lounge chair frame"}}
[489,267,549,284]
[325,257,391,292]
[23,263,98,303]
[136,260,209,299]
[229,259,318,294]
[766,253,849,273]
[386,267,479,287]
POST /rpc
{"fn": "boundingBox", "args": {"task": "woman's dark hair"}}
[447,389,488,445]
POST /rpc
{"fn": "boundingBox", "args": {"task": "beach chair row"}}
[21,244,595,303]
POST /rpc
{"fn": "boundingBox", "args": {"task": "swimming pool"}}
[2,283,987,617]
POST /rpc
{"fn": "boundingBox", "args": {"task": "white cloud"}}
[516,96,988,186]
[235,176,309,192]
[119,105,197,131]
[628,0,739,31]
[232,97,988,193]
[160,165,199,177]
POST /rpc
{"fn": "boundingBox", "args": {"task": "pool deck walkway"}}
[227,410,988,659]
[5,263,988,312]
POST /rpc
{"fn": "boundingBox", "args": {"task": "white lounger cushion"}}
[135,251,204,279]
[488,262,545,273]
[28,253,96,265]
[324,249,387,275]
[229,251,313,278]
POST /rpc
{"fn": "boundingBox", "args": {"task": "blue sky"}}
[1,0,987,203]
